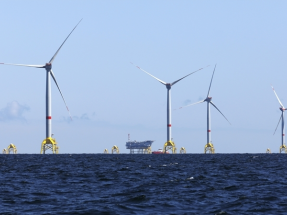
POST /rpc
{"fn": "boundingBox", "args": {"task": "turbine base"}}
[279,144,287,153]
[179,147,186,154]
[111,145,120,154]
[266,148,272,154]
[143,146,152,154]
[163,141,177,154]
[204,142,215,154]
[41,137,59,154]
[6,143,17,154]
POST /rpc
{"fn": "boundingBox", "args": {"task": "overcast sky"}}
[0,1,286,153]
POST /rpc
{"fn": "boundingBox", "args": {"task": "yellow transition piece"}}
[111,145,119,154]
[204,142,215,154]
[180,147,186,154]
[6,143,17,154]
[40,137,59,154]
[163,141,176,154]
[279,144,287,153]
[143,146,152,154]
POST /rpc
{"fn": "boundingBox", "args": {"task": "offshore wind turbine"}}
[0,20,82,154]
[271,85,287,153]
[179,65,231,153]
[132,63,208,153]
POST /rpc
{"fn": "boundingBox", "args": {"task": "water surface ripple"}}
[1,154,287,214]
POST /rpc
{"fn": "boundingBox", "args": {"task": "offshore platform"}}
[126,134,153,154]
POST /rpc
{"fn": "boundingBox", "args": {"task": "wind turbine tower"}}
[271,86,287,153]
[0,20,82,154]
[179,65,231,153]
[132,63,208,153]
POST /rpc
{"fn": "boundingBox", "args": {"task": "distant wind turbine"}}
[132,63,209,153]
[0,19,82,154]
[271,85,287,153]
[178,65,231,153]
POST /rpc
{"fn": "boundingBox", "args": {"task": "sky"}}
[0,1,287,153]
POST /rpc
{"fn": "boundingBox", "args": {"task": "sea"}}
[1,154,287,214]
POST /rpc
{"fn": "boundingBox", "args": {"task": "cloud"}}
[62,112,96,123]
[0,101,30,121]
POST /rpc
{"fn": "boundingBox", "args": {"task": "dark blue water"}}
[1,154,287,214]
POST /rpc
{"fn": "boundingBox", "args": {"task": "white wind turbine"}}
[0,20,82,154]
[132,63,208,153]
[271,85,287,153]
[179,65,231,153]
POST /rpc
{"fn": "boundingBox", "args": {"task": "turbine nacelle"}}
[280,107,286,111]
[45,63,52,71]
[205,97,212,102]
[166,83,171,89]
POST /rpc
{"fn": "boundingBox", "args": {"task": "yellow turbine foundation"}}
[7,144,17,154]
[279,144,287,153]
[179,147,186,154]
[143,146,152,154]
[40,137,59,154]
[104,149,109,154]
[204,142,215,154]
[111,145,119,154]
[163,141,176,154]
[2,148,7,154]
[266,148,272,154]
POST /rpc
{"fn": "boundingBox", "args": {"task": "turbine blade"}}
[0,63,44,68]
[50,70,72,120]
[271,85,284,108]
[273,114,282,135]
[207,64,216,97]
[171,65,210,86]
[178,100,205,110]
[210,101,231,125]
[49,19,82,64]
[131,62,166,85]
